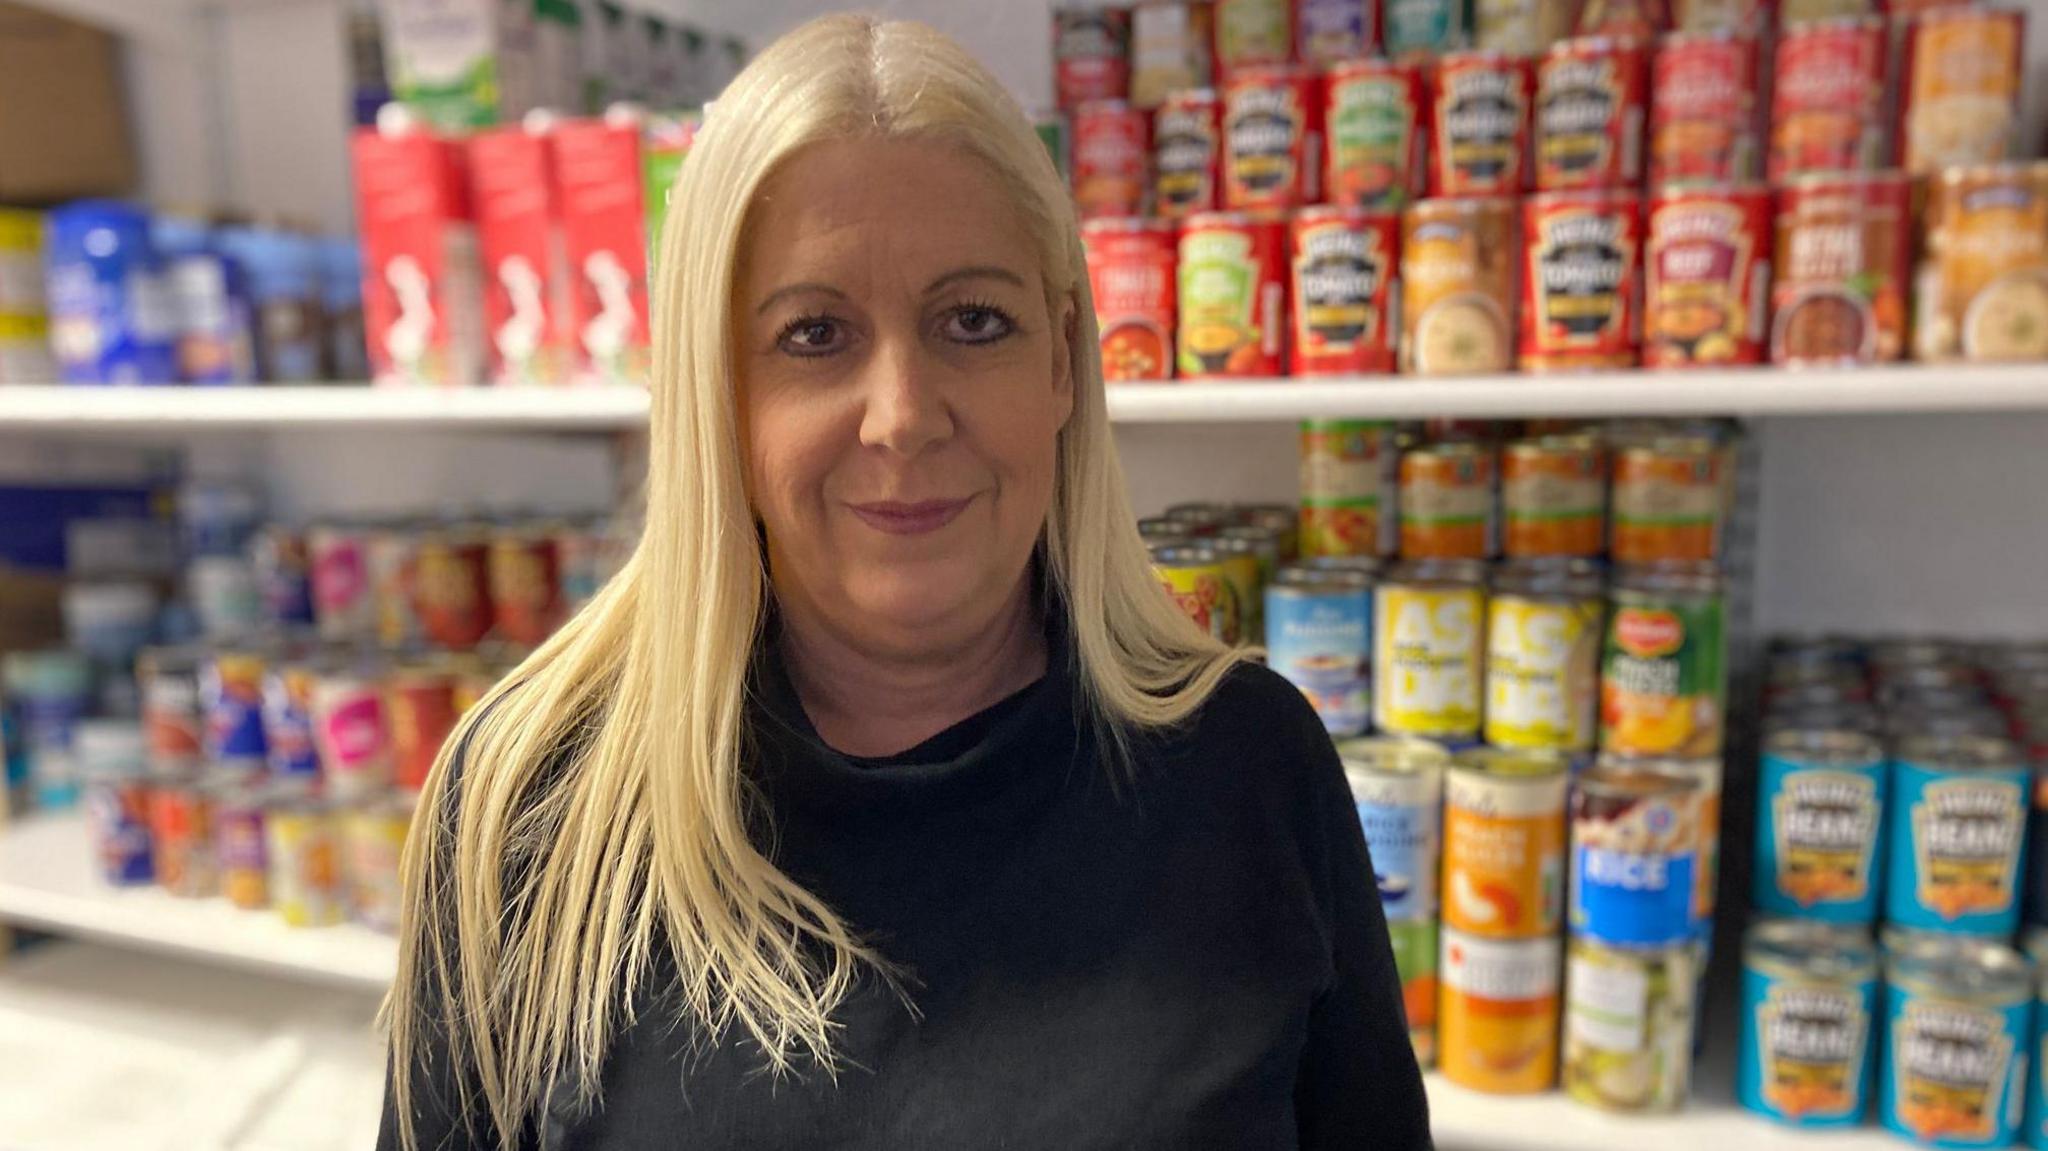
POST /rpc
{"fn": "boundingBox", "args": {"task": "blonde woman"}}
[380,14,1427,1150]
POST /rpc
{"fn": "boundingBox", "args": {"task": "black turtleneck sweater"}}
[380,623,1431,1150]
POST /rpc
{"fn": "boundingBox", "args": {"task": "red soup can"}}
[1534,37,1649,191]
[1324,59,1429,211]
[1291,206,1402,375]
[1643,183,1772,368]
[414,529,494,650]
[1650,30,1762,183]
[1154,88,1223,218]
[488,526,562,645]
[1054,6,1133,112]
[1770,172,1911,366]
[1223,66,1324,211]
[1177,211,1288,378]
[1768,17,1888,180]
[1431,51,1533,198]
[387,664,458,792]
[1083,217,1180,381]
[1074,99,1153,219]
[1520,189,1644,371]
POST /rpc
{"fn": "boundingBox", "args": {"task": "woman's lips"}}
[847,496,973,536]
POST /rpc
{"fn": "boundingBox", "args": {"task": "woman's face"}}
[736,137,1074,649]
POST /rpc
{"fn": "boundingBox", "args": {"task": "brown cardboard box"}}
[0,1,136,203]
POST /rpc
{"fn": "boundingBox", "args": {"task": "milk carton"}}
[552,114,647,386]
[378,0,538,129]
[352,114,483,387]
[468,123,570,386]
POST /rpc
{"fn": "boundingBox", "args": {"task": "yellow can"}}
[1151,542,1243,645]
[1485,559,1604,752]
[266,794,343,928]
[1208,535,1266,647]
[1373,559,1487,740]
[342,793,414,933]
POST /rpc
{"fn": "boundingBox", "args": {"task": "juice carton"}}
[641,112,699,268]
[468,124,571,387]
[352,116,483,387]
[552,115,648,386]
[378,0,539,130]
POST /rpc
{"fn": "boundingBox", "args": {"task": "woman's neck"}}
[776,574,1049,758]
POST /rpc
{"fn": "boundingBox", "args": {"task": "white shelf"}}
[0,815,1921,1149]
[2,365,2046,433]
[0,815,396,993]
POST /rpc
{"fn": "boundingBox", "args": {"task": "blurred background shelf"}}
[8,365,2048,433]
[0,815,397,993]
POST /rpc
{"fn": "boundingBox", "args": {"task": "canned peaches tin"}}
[1771,173,1911,366]
[1520,189,1643,372]
[1223,66,1323,211]
[1291,206,1401,375]
[1768,17,1888,180]
[1083,217,1179,381]
[1534,37,1649,191]
[1644,183,1771,368]
[1899,7,2025,175]
[1431,51,1532,198]
[1916,163,2048,364]
[1401,197,1519,375]
[1650,31,1761,183]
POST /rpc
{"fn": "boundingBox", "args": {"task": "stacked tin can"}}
[1142,499,1299,652]
[1744,635,2048,1144]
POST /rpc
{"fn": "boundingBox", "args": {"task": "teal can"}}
[1382,0,1469,56]
[1884,734,2029,938]
[2027,928,2048,1149]
[1880,936,2033,1149]
[1754,727,1887,923]
[1737,918,1878,1128]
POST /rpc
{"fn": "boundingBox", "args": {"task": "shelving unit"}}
[6,363,2048,432]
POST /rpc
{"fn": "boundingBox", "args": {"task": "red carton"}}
[352,124,483,387]
[468,126,571,387]
[552,117,649,387]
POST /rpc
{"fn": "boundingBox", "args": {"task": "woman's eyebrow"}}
[756,282,849,315]
[924,266,1027,296]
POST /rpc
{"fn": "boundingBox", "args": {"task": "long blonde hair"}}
[385,14,1238,1148]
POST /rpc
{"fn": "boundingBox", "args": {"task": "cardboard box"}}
[0,2,136,203]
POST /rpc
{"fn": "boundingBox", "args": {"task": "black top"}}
[381,619,1431,1150]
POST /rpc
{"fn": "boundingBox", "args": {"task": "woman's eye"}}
[776,317,848,357]
[942,305,1015,345]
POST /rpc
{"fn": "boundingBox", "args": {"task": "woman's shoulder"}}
[1144,658,1340,786]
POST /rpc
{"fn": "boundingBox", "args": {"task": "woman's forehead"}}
[740,138,1041,292]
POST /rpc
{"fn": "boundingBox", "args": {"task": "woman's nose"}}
[857,336,954,457]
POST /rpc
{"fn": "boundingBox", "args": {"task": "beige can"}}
[1915,162,2048,363]
[1400,198,1519,376]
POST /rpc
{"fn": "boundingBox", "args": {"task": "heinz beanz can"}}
[2029,927,2048,1149]
[1738,918,1879,1128]
[1375,559,1487,741]
[1881,937,2032,1149]
[1755,727,1888,923]
[1441,928,1563,1094]
[1269,566,1374,736]
[1887,734,2030,938]
[1445,747,1569,937]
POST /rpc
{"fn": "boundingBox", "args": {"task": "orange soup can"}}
[1223,66,1324,211]
[1178,211,1288,378]
[1502,432,1607,558]
[1768,17,1888,180]
[1610,430,1727,565]
[1650,30,1761,183]
[1401,197,1519,375]
[1300,418,1396,559]
[386,664,458,793]
[1153,88,1223,218]
[487,526,562,646]
[1770,172,1911,366]
[1533,36,1649,191]
[1430,51,1533,198]
[1520,189,1643,372]
[1074,99,1153,219]
[1083,217,1179,381]
[1644,183,1772,368]
[1898,7,2025,175]
[1915,162,2048,364]
[1290,206,1401,375]
[1400,440,1498,561]
[415,529,493,651]
[1442,747,1570,938]
[1440,928,1564,1094]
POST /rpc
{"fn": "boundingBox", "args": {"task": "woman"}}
[381,14,1428,1150]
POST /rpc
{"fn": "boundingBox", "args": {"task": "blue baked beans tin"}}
[1268,566,1373,737]
[2026,928,2048,1150]
[1738,918,1877,1128]
[1880,935,2033,1149]
[1885,734,2029,939]
[1568,762,1701,947]
[1755,727,1888,924]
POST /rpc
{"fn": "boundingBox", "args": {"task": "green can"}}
[1387,916,1441,1068]
[1035,113,1070,185]
[1383,0,1471,57]
[1600,562,1726,760]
